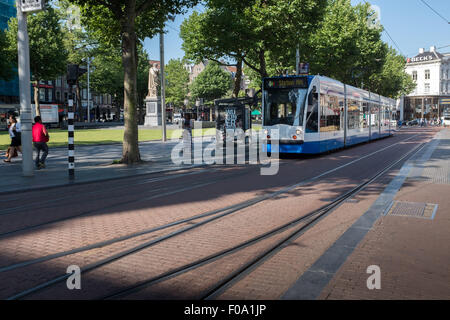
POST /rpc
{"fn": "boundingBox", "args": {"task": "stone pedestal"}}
[144,97,161,126]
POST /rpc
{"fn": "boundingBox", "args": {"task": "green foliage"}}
[181,0,327,79]
[0,29,13,81]
[165,59,190,108]
[88,42,150,107]
[307,0,387,87]
[56,0,95,67]
[5,5,68,82]
[71,0,198,47]
[369,48,416,98]
[67,0,199,163]
[190,62,232,101]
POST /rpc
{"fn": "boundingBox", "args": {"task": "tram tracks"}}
[3,134,424,300]
[104,140,427,300]
[0,167,248,238]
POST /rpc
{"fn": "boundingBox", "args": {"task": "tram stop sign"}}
[20,0,45,13]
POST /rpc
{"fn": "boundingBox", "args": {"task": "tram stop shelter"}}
[214,97,255,142]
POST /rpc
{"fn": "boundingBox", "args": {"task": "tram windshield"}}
[263,88,307,126]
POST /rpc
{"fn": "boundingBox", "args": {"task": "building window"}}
[56,77,61,87]
[39,88,45,101]
[64,92,68,101]
[412,71,417,81]
[48,90,52,102]
[424,83,430,93]
[425,69,430,80]
[56,91,60,101]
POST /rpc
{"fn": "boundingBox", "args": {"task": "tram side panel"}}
[369,101,381,140]
[318,81,346,153]
[345,85,371,147]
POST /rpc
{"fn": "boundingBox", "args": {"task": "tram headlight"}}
[296,129,301,135]
[264,129,268,135]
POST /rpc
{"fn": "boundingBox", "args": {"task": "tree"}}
[0,29,13,81]
[165,58,189,109]
[181,0,327,94]
[57,0,97,120]
[190,61,231,102]
[89,42,150,123]
[69,0,198,164]
[6,5,68,116]
[306,0,387,87]
[369,48,416,98]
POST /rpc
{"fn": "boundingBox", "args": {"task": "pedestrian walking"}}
[4,115,21,163]
[32,116,49,169]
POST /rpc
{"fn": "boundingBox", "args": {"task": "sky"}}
[143,0,450,64]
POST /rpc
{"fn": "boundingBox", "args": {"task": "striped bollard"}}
[68,98,75,179]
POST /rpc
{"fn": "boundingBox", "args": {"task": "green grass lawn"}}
[0,125,262,151]
[0,128,212,150]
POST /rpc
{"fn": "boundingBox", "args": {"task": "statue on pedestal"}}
[147,63,160,98]
[144,62,162,126]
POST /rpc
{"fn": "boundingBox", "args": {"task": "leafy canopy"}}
[5,5,68,82]
[165,59,190,108]
[190,62,232,101]
[181,0,327,78]
[0,29,13,81]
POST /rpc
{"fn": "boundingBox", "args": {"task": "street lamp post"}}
[16,1,37,177]
[159,15,175,142]
[86,57,92,122]
[160,32,166,142]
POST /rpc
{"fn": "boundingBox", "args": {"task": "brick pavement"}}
[0,136,212,194]
[316,128,450,300]
[0,127,440,300]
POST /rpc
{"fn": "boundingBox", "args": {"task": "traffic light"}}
[67,64,87,85]
[67,64,78,85]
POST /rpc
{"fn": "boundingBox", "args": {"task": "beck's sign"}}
[20,0,45,13]
[407,55,434,64]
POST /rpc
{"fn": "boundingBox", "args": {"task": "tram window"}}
[264,89,299,126]
[371,104,380,127]
[347,99,360,130]
[320,94,341,132]
[362,102,369,128]
[305,90,318,133]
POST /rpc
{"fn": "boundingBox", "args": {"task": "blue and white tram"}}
[262,75,396,154]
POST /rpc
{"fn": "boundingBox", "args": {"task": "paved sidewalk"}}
[0,136,215,194]
[283,128,450,300]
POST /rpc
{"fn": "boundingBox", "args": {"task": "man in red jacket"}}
[32,116,49,169]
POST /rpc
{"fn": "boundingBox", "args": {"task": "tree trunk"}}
[34,80,41,117]
[120,3,141,164]
[233,58,243,98]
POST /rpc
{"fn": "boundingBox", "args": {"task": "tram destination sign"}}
[20,0,45,13]
[264,77,308,90]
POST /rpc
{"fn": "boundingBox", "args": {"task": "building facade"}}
[0,0,20,106]
[403,46,450,121]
